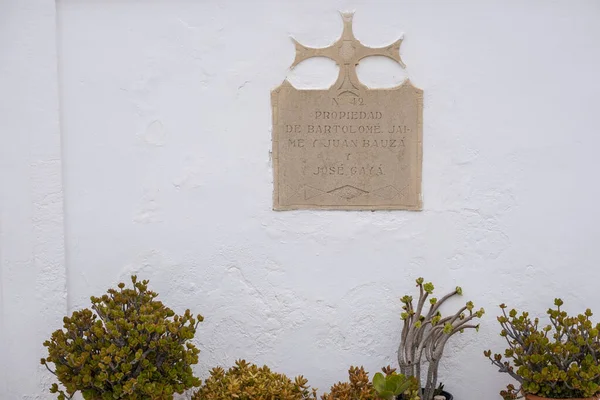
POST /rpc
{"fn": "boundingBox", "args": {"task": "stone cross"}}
[290,12,406,95]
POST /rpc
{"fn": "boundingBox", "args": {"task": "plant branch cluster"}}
[485,299,600,399]
[398,278,484,400]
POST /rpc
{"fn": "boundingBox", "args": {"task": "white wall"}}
[2,0,600,398]
[0,0,67,398]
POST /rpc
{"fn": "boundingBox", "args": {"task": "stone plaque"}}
[271,13,423,211]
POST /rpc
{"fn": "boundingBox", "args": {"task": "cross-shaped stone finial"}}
[290,12,405,94]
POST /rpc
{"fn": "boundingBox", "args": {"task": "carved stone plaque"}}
[272,13,423,210]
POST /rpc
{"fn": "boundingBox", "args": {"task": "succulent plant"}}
[321,365,373,400]
[397,278,484,400]
[41,275,203,400]
[321,365,419,400]
[192,359,317,400]
[373,369,420,400]
[485,299,600,399]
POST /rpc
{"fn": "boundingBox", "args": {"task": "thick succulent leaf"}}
[373,372,386,392]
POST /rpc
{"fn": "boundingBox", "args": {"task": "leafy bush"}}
[41,275,203,399]
[321,366,419,400]
[485,299,600,399]
[192,359,317,400]
[398,278,484,400]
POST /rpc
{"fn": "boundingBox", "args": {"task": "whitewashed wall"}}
[2,1,600,398]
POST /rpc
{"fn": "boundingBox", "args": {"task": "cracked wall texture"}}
[2,0,600,398]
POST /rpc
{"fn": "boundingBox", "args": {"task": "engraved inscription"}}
[271,12,423,210]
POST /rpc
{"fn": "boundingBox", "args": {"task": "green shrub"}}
[485,299,600,399]
[41,275,203,399]
[192,359,317,400]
